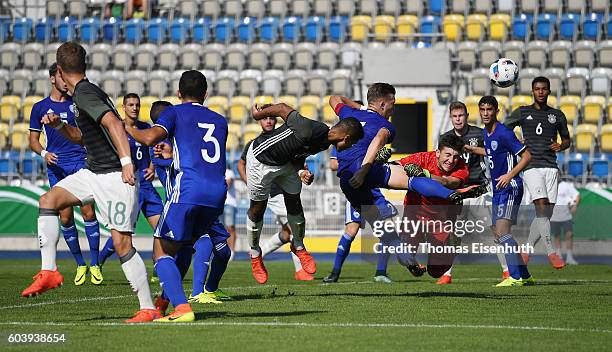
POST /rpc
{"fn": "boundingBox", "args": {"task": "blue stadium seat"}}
[329,16,349,42]
[80,17,101,43]
[305,16,325,42]
[103,17,122,42]
[512,14,532,40]
[147,17,168,43]
[13,17,33,42]
[20,151,43,178]
[214,17,236,42]
[591,154,610,179]
[0,151,18,177]
[559,14,579,40]
[608,18,612,38]
[170,18,190,43]
[193,17,211,42]
[419,16,441,43]
[567,153,586,177]
[35,17,54,42]
[535,13,556,40]
[413,41,432,48]
[125,18,145,43]
[428,0,445,16]
[0,16,10,41]
[58,17,77,41]
[556,153,565,169]
[282,16,303,41]
[260,17,280,42]
[583,13,603,40]
[237,17,257,42]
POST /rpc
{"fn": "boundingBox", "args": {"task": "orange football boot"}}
[250,254,268,284]
[294,269,314,281]
[548,253,565,269]
[436,275,452,285]
[21,270,64,297]
[502,270,510,280]
[290,244,317,274]
[125,309,162,323]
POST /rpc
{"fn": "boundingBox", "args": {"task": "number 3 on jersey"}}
[197,123,220,163]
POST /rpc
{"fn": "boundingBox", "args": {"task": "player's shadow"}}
[194,310,323,320]
[307,291,534,300]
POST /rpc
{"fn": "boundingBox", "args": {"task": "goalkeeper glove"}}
[375,146,393,163]
[403,163,431,178]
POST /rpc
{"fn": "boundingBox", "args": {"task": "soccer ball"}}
[489,58,519,88]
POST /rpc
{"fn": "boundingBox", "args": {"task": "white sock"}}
[536,217,555,255]
[291,252,303,272]
[120,249,155,310]
[527,218,541,248]
[287,212,306,249]
[497,252,508,272]
[38,211,60,271]
[443,268,452,277]
[247,217,264,257]
[261,232,286,257]
[566,250,575,260]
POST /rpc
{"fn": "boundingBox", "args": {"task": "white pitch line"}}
[0,321,610,334]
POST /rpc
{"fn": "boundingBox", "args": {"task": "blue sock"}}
[498,234,522,280]
[205,242,231,292]
[98,237,115,265]
[155,256,187,307]
[84,219,100,266]
[409,177,453,199]
[332,233,354,273]
[375,239,391,276]
[61,222,85,266]
[192,235,213,296]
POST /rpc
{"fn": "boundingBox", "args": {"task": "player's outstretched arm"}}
[329,96,362,111]
[125,124,167,146]
[349,128,390,188]
[251,103,294,121]
[42,113,83,145]
[496,148,532,190]
[100,111,136,185]
[464,144,486,156]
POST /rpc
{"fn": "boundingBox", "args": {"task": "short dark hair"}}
[449,101,468,115]
[56,42,87,74]
[334,117,364,143]
[49,63,58,77]
[366,83,396,103]
[179,70,207,101]
[438,133,465,153]
[150,101,172,123]
[532,76,551,90]
[478,95,498,110]
[123,93,140,104]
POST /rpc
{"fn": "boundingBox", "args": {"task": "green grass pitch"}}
[0,259,611,351]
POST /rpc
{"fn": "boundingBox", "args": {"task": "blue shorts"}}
[339,161,391,214]
[47,160,85,187]
[344,188,396,224]
[139,183,164,218]
[204,219,230,246]
[492,183,523,225]
[155,203,223,242]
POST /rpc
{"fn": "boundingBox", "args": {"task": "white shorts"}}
[459,190,493,229]
[523,168,559,203]
[55,169,139,232]
[267,193,288,225]
[246,143,301,202]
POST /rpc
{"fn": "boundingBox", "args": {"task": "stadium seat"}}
[90,43,111,71]
[429,0,445,15]
[180,43,203,69]
[214,17,235,42]
[420,16,441,43]
[307,69,329,96]
[473,0,493,13]
[567,0,586,13]
[11,123,29,149]
[148,18,168,43]
[253,95,274,107]
[238,69,262,95]
[350,16,371,42]
[161,95,181,106]
[0,96,20,123]
[243,123,261,144]
[79,17,101,43]
[295,42,316,70]
[216,70,239,96]
[583,96,606,124]
[299,95,321,120]
[330,69,351,96]
[512,14,532,40]
[591,154,609,179]
[138,96,156,123]
[170,18,190,43]
[247,43,270,71]
[511,95,533,110]
[103,17,122,42]
[22,96,42,123]
[566,67,589,95]
[33,70,49,96]
[559,14,579,40]
[68,0,87,17]
[547,95,558,108]
[598,41,612,68]
[322,95,337,123]
[495,95,510,121]
[148,70,169,98]
[479,41,501,68]
[207,96,229,116]
[543,67,565,96]
[13,17,33,42]
[259,17,280,43]
[278,95,298,107]
[559,95,581,124]
[489,14,511,41]
[246,0,266,18]
[340,42,362,68]
[404,0,423,15]
[442,15,464,42]
[22,43,43,69]
[535,13,556,40]
[12,70,32,95]
[470,68,490,96]
[449,0,468,13]
[157,43,178,71]
[457,41,478,70]
[0,43,21,70]
[525,41,548,69]
[591,68,612,95]
[226,43,248,71]
[600,124,612,153]
[373,16,395,42]
[262,69,283,95]
[134,43,157,71]
[305,16,325,42]
[550,41,573,69]
[202,43,224,71]
[35,17,54,42]
[592,0,608,12]
[575,124,597,152]
[200,69,216,91]
[282,16,302,42]
[271,43,293,70]
[466,14,487,41]
[396,15,418,40]
[317,42,339,70]
[237,17,257,43]
[381,0,400,16]
[518,68,540,95]
[227,122,241,139]
[328,16,349,42]
[125,18,145,43]
[567,152,585,177]
[225,0,244,17]
[87,69,101,86]
[500,41,524,68]
[113,43,135,70]
[202,0,222,18]
[101,70,124,99]
[583,13,603,40]
[392,41,409,49]
[193,17,212,43]
[285,69,307,96]
[464,96,482,124]
[229,96,251,124]
[574,41,596,68]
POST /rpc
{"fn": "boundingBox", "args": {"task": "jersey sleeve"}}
[556,111,571,139]
[397,152,425,167]
[154,106,177,138]
[28,102,42,131]
[449,160,469,185]
[329,146,337,159]
[335,104,356,119]
[74,86,116,123]
[504,108,522,129]
[504,128,527,156]
[384,123,396,143]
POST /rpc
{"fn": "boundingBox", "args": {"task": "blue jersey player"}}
[126,70,227,322]
[470,96,534,287]
[28,63,102,286]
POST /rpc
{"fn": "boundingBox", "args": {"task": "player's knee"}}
[80,204,96,221]
[39,192,57,210]
[112,232,133,257]
[58,209,74,226]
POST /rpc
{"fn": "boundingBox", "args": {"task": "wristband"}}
[54,121,66,130]
[40,150,48,158]
[120,156,132,167]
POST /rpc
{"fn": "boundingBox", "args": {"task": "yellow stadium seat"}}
[442,14,464,41]
[600,124,612,153]
[114,97,126,119]
[11,123,29,149]
[397,15,418,40]
[163,95,182,105]
[139,96,157,124]
[254,95,274,106]
[228,96,251,124]
[1,96,21,123]
[0,122,8,148]
[207,96,229,116]
[299,95,321,120]
[350,16,371,41]
[494,95,510,122]
[559,95,581,124]
[226,132,240,150]
[322,95,338,123]
[513,126,523,140]
[608,99,612,122]
[228,123,241,136]
[510,95,533,110]
[567,124,574,138]
[583,95,606,124]
[465,96,482,124]
[243,123,261,144]
[575,124,597,152]
[489,14,511,41]
[23,96,43,123]
[547,95,558,108]
[466,14,487,41]
[278,95,298,108]
[374,16,395,41]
